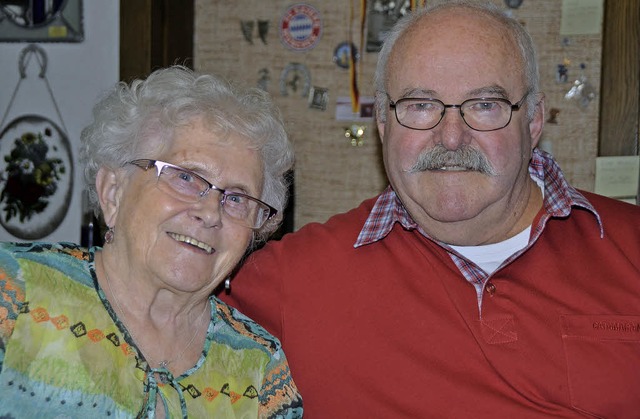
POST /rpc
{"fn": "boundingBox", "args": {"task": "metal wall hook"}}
[1,43,67,137]
[18,44,48,78]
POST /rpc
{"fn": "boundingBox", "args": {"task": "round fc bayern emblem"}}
[280,4,322,51]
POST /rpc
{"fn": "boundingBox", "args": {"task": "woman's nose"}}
[189,191,223,228]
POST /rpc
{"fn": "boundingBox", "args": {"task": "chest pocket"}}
[561,314,640,418]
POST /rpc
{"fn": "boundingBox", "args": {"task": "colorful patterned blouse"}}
[0,242,303,418]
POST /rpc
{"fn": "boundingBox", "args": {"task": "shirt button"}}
[485,281,496,295]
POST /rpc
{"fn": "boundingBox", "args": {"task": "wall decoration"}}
[547,108,560,124]
[333,41,359,70]
[564,63,596,109]
[308,87,329,111]
[504,0,524,9]
[257,19,269,44]
[0,116,73,239]
[0,0,83,42]
[240,20,254,44]
[344,124,366,147]
[366,0,411,52]
[557,37,571,83]
[335,96,375,121]
[257,68,270,91]
[556,62,569,83]
[280,62,311,97]
[0,44,73,239]
[347,0,364,113]
[279,3,322,51]
[240,19,270,45]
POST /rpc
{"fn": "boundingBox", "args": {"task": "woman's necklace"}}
[101,262,210,370]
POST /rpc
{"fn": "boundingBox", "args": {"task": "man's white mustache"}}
[408,145,496,175]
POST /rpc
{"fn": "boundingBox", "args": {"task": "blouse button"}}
[485,281,496,295]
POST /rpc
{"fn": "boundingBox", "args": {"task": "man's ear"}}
[95,167,120,227]
[374,93,388,144]
[377,120,387,144]
[529,93,545,149]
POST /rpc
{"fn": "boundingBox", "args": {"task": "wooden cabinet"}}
[599,0,640,156]
[119,0,194,82]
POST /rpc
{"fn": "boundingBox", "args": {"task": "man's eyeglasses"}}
[388,93,529,132]
[128,159,276,229]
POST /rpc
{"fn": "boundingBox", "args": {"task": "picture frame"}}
[366,0,411,52]
[0,0,83,43]
[308,86,329,111]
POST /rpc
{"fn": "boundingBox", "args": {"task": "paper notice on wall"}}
[594,156,640,203]
[560,0,604,35]
[335,96,375,121]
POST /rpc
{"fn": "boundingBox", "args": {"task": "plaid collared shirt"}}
[354,149,603,304]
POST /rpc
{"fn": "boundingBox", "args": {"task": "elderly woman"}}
[0,66,303,418]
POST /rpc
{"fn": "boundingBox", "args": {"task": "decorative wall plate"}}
[333,42,359,69]
[0,114,73,239]
[0,0,84,42]
[279,3,322,51]
[280,62,311,97]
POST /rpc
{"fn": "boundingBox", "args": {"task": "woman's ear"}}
[95,167,120,227]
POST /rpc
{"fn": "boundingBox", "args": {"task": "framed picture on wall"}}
[366,0,411,52]
[0,0,83,42]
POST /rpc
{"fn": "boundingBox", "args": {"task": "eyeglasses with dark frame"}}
[388,93,529,132]
[127,159,277,229]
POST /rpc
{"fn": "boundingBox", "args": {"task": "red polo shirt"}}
[222,150,640,418]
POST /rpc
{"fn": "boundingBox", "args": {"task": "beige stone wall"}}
[195,0,602,230]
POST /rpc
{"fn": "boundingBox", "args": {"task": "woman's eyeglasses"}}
[128,159,276,229]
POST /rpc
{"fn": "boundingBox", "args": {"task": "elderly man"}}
[222,1,640,417]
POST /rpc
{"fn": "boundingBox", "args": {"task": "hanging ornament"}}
[564,63,596,109]
[257,20,269,44]
[347,0,365,113]
[556,37,571,83]
[344,124,366,146]
[240,20,254,44]
[0,44,74,239]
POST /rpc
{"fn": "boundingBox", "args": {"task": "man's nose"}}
[435,106,471,150]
